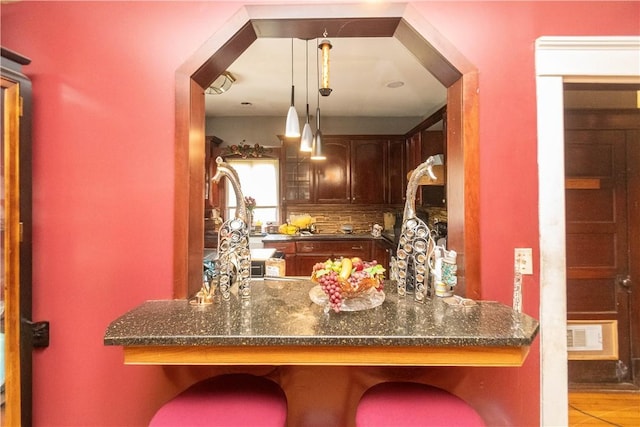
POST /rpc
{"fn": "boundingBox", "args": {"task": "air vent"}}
[567,320,618,361]
[567,324,603,351]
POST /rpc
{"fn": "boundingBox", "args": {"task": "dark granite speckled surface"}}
[104,279,538,348]
[261,232,391,243]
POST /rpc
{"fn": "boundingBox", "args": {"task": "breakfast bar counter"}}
[104,278,539,367]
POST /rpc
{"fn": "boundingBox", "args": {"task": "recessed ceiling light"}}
[240,102,253,107]
[386,80,405,89]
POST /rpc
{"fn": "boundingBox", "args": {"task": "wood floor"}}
[569,391,640,426]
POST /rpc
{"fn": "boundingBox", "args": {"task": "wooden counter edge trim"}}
[122,345,530,367]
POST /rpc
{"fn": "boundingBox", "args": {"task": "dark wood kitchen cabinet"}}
[372,238,395,272]
[262,241,297,276]
[281,135,406,206]
[421,129,446,207]
[387,138,406,204]
[350,139,387,204]
[280,137,350,204]
[315,138,350,203]
[281,138,313,204]
[295,240,372,276]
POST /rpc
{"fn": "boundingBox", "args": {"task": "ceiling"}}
[205,37,447,119]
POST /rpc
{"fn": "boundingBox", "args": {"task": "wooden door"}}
[1,47,34,427]
[314,138,350,203]
[351,139,386,204]
[565,110,639,385]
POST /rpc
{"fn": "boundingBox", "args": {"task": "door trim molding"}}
[535,36,640,427]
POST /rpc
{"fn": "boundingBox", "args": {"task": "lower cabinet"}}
[264,239,373,276]
[262,241,297,276]
[372,239,395,273]
[296,240,372,276]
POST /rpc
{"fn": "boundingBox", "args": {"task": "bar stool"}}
[356,382,485,426]
[149,374,287,426]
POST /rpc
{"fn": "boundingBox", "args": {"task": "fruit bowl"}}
[310,258,386,312]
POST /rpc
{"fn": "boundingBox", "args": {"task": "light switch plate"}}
[515,248,533,275]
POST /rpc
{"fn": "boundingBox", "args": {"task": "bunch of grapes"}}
[346,260,384,292]
[313,263,343,312]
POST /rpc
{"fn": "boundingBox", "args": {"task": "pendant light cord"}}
[305,40,309,107]
[305,40,310,121]
[290,38,295,105]
[291,38,294,87]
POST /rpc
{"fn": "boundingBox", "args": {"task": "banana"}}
[340,257,353,280]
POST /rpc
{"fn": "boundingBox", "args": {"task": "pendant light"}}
[318,30,332,97]
[285,38,300,138]
[311,106,325,160]
[300,39,313,152]
[311,38,326,161]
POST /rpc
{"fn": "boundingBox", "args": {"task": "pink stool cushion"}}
[150,374,287,427]
[356,382,485,427]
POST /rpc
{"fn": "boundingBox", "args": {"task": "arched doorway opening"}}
[173,4,479,301]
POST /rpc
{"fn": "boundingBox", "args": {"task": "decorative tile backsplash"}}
[285,205,447,234]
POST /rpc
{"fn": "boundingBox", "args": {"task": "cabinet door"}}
[372,239,394,273]
[351,139,386,204]
[387,138,406,205]
[296,255,329,276]
[421,130,446,207]
[314,138,350,203]
[263,241,297,276]
[405,132,423,205]
[281,138,312,204]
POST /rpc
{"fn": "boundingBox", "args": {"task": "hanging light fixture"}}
[318,30,332,97]
[311,38,326,161]
[205,71,236,95]
[300,40,313,152]
[285,39,301,138]
[311,106,325,160]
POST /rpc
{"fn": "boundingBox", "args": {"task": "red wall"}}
[2,1,639,425]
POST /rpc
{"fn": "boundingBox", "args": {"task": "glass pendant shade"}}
[311,107,326,160]
[300,104,313,152]
[285,85,300,137]
[299,40,313,152]
[285,39,300,138]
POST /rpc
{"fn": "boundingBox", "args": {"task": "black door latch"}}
[24,319,50,348]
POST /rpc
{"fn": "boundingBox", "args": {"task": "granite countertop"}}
[104,279,538,349]
[262,232,394,243]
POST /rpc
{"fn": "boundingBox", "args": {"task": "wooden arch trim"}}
[174,13,479,299]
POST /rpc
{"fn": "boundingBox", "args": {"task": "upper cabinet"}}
[420,128,446,208]
[281,138,313,203]
[350,139,387,204]
[387,139,406,205]
[281,136,404,206]
[315,138,350,203]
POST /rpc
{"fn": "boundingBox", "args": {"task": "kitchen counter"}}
[104,278,538,367]
[262,232,393,243]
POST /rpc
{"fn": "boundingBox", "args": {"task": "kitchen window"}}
[226,158,279,225]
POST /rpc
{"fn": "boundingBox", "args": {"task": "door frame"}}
[535,36,640,426]
[173,3,481,300]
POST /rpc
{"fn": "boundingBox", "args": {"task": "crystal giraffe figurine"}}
[211,156,251,300]
[396,155,443,302]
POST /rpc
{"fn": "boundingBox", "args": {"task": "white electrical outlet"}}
[515,248,533,275]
